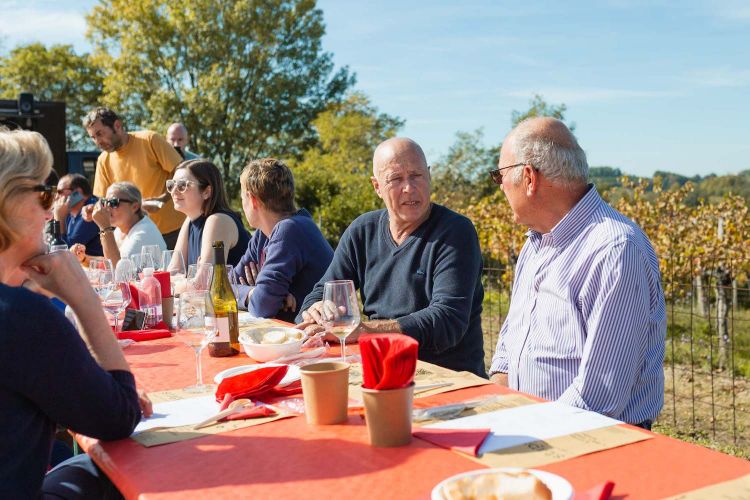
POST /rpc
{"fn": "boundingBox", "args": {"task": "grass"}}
[480,276,750,458]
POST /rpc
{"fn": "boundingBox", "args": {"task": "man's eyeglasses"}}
[488,162,527,185]
[30,184,56,210]
[166,179,195,194]
[102,197,133,208]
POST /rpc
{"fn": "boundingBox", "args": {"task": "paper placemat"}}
[347,360,492,404]
[131,389,294,447]
[468,424,651,468]
[665,473,750,499]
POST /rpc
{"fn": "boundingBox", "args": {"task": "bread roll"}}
[441,470,552,500]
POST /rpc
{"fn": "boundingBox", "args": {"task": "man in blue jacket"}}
[231,158,333,323]
[296,138,486,377]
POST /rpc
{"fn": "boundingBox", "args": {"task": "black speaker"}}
[18,93,34,114]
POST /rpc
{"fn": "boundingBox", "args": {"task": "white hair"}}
[510,126,588,187]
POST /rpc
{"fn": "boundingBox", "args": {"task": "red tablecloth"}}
[77,338,750,499]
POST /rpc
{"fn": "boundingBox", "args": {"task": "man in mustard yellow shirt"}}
[84,108,185,249]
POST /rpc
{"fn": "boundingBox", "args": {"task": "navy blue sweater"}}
[232,209,334,323]
[0,285,141,498]
[298,204,486,377]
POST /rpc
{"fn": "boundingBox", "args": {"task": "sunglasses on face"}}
[102,197,133,208]
[166,179,196,194]
[31,184,56,210]
[488,162,528,185]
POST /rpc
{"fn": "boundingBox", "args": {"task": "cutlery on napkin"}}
[359,333,419,390]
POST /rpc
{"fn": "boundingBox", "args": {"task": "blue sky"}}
[2,0,749,177]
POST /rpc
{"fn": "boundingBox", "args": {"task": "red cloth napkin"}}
[215,393,277,421]
[215,365,289,403]
[574,481,615,500]
[127,283,140,310]
[153,271,172,298]
[359,334,418,390]
[413,428,491,457]
[116,329,172,341]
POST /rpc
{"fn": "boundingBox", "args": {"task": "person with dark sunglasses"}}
[52,173,104,258]
[0,128,145,498]
[76,182,166,267]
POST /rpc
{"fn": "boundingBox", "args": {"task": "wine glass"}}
[141,245,161,270]
[321,280,361,362]
[175,291,217,393]
[187,263,214,292]
[103,281,132,332]
[115,257,136,283]
[162,249,186,295]
[89,258,115,301]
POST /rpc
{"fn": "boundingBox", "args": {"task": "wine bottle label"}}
[206,316,230,343]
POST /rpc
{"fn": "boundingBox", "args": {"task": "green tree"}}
[293,92,402,245]
[86,0,353,196]
[0,43,104,149]
[430,128,499,210]
[511,93,575,131]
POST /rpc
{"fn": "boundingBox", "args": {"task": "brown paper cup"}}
[362,382,414,447]
[300,362,350,425]
[162,296,174,330]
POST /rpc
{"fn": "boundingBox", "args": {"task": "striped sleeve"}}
[556,240,651,418]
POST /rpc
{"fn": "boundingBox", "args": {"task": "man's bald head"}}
[166,123,190,149]
[504,117,588,187]
[372,137,428,178]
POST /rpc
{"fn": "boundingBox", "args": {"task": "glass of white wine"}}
[175,291,217,393]
[321,280,361,362]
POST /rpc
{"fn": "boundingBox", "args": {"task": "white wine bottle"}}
[207,241,240,357]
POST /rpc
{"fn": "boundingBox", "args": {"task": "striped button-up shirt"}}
[490,186,666,424]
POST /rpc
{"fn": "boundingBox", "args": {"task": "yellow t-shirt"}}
[92,130,185,234]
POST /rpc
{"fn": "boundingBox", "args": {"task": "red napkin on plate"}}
[215,393,277,421]
[116,329,172,342]
[359,334,419,390]
[413,428,491,457]
[215,365,289,403]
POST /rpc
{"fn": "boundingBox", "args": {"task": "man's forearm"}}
[490,372,509,386]
[360,319,403,334]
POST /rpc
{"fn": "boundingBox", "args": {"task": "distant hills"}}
[590,167,750,205]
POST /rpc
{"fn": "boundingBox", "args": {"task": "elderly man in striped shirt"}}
[488,117,666,429]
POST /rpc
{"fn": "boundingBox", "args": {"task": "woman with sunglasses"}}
[168,159,250,267]
[0,129,145,497]
[75,181,166,267]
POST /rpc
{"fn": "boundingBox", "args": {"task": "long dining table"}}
[76,336,750,499]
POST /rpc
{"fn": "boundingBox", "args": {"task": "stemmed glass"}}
[187,263,214,292]
[141,245,161,271]
[321,280,361,362]
[162,249,186,295]
[115,257,136,283]
[89,258,115,301]
[175,291,217,393]
[103,282,132,331]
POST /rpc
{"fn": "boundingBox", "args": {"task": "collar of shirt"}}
[527,184,602,251]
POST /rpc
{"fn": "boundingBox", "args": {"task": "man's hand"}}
[281,293,296,312]
[52,195,70,222]
[238,262,259,286]
[490,372,509,387]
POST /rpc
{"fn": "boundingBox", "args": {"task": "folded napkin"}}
[574,481,615,500]
[127,283,140,310]
[359,333,418,390]
[153,271,172,299]
[216,393,277,422]
[116,329,171,341]
[215,365,290,403]
[413,428,492,457]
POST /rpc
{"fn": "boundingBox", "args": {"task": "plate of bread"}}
[432,467,572,500]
